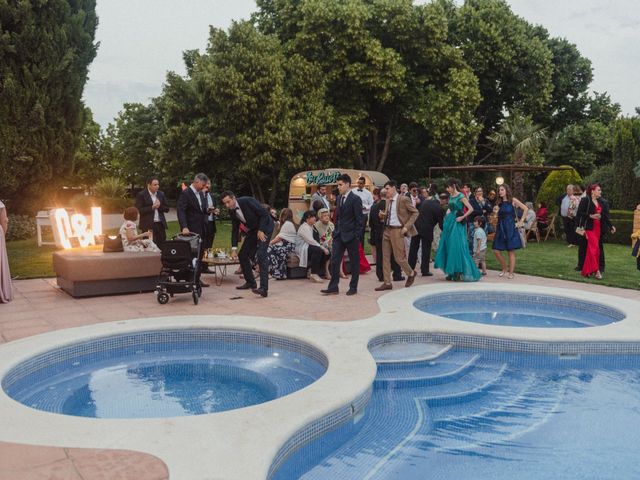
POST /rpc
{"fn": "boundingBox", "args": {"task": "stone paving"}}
[0,267,637,478]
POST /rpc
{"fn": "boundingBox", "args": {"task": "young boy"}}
[473,216,488,276]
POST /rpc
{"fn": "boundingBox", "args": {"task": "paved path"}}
[0,268,637,478]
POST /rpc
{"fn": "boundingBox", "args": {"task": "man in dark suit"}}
[408,195,444,276]
[221,191,274,298]
[321,174,363,296]
[177,173,210,286]
[135,176,170,247]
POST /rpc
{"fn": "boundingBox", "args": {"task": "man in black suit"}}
[408,194,444,276]
[321,174,363,296]
[135,176,170,247]
[221,191,274,298]
[177,173,210,286]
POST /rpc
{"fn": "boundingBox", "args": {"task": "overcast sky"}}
[84,0,639,127]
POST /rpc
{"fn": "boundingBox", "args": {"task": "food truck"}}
[288,169,389,222]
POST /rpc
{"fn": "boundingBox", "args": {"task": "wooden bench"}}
[53,247,162,297]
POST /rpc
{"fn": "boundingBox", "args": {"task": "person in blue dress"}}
[434,179,481,282]
[492,183,529,279]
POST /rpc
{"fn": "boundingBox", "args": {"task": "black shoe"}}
[321,288,339,295]
[251,287,268,297]
[393,276,405,282]
[422,272,433,277]
[236,282,257,290]
[346,289,357,296]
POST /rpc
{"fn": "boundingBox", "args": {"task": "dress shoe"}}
[321,288,339,295]
[405,271,417,287]
[252,287,268,297]
[375,283,392,291]
[421,272,433,277]
[199,281,210,288]
[346,289,357,296]
[236,282,257,290]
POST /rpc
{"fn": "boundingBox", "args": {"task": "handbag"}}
[103,235,124,252]
[517,225,527,248]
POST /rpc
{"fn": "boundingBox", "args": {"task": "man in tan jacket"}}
[375,180,419,291]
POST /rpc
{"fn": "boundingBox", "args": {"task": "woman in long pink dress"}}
[0,200,13,303]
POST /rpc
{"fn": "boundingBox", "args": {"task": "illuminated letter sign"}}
[50,208,103,249]
[305,171,341,185]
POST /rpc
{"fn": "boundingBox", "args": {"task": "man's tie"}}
[385,199,393,226]
[358,189,363,192]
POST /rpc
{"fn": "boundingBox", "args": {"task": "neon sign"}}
[50,207,103,249]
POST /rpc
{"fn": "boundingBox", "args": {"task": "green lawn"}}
[6,222,639,290]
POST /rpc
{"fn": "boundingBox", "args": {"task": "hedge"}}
[536,167,583,212]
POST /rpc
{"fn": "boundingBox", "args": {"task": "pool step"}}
[375,352,480,388]
[370,342,452,365]
[422,375,569,453]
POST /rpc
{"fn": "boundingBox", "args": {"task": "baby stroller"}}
[156,233,202,305]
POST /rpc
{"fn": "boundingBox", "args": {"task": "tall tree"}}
[255,0,482,172]
[610,118,640,209]
[488,111,548,199]
[0,0,98,212]
[441,0,554,163]
[158,21,342,205]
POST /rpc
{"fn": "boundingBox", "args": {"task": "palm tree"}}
[488,111,548,199]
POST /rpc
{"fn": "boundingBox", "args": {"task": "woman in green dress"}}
[434,179,481,282]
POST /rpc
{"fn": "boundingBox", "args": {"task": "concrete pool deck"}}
[0,270,638,479]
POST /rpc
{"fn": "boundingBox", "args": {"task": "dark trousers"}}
[577,234,605,272]
[359,214,368,245]
[562,216,577,245]
[307,245,328,276]
[152,222,166,247]
[203,221,216,250]
[239,231,271,290]
[408,235,433,275]
[375,237,401,281]
[327,235,360,292]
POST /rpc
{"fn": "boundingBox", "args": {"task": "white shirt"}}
[387,194,401,227]
[234,203,246,224]
[205,193,215,221]
[352,187,374,215]
[295,222,322,268]
[190,185,203,210]
[277,221,298,243]
[560,195,571,217]
[148,189,160,222]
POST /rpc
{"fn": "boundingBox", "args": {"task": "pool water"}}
[414,292,625,328]
[3,331,326,419]
[274,345,640,479]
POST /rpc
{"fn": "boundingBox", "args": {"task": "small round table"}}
[201,257,241,286]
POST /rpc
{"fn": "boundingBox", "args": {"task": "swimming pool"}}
[274,339,640,479]
[413,291,625,328]
[2,329,327,419]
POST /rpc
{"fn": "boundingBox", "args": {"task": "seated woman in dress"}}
[536,201,549,232]
[119,207,160,252]
[267,208,297,280]
[295,210,330,283]
[314,208,335,278]
[523,202,536,230]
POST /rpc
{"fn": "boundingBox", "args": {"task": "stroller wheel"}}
[192,291,199,305]
[158,293,170,305]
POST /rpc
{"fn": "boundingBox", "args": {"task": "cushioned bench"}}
[53,247,162,297]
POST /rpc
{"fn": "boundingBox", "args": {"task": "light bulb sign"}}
[50,207,103,249]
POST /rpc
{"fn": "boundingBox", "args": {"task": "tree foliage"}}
[0,0,98,212]
[536,167,583,212]
[610,118,640,209]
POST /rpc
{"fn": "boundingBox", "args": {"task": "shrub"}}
[584,164,616,205]
[94,177,127,199]
[608,210,636,245]
[536,167,583,211]
[6,214,36,241]
[70,194,98,214]
[100,197,133,214]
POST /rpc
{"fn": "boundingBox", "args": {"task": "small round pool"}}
[2,329,327,419]
[414,291,626,328]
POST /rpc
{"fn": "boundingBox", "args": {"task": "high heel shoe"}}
[498,271,506,277]
[595,272,602,280]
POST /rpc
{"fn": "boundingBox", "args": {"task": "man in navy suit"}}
[321,174,363,296]
[135,176,170,247]
[221,191,274,298]
[177,173,210,286]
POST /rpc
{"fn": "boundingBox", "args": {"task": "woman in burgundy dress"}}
[576,184,615,279]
